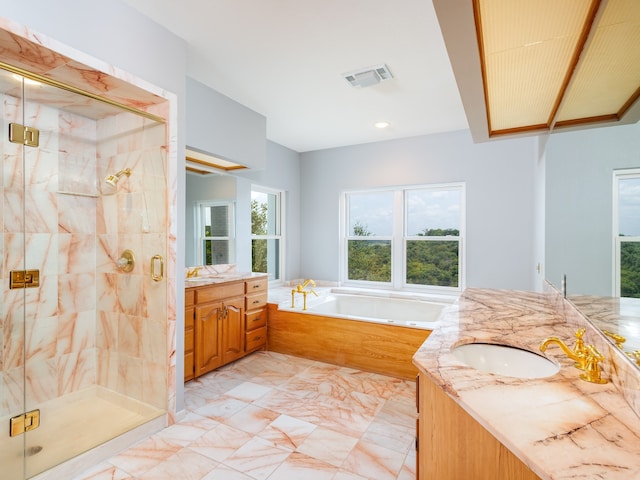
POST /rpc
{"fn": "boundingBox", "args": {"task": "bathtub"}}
[303,293,448,328]
[270,290,456,378]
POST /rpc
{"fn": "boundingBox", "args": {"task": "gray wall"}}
[546,121,640,295]
[300,129,541,291]
[1,0,190,411]
[186,77,267,170]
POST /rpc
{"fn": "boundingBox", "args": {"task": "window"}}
[614,169,640,297]
[343,184,464,292]
[196,201,235,265]
[251,187,284,281]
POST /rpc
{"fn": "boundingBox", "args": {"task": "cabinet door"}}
[184,305,195,381]
[222,297,245,364]
[195,302,223,376]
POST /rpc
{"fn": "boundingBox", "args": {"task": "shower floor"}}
[0,386,164,479]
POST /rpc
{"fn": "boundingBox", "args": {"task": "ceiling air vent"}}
[343,64,393,88]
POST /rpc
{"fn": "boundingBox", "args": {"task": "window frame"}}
[340,183,465,294]
[613,168,640,297]
[195,200,236,266]
[251,185,285,284]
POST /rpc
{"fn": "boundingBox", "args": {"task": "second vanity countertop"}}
[413,288,640,479]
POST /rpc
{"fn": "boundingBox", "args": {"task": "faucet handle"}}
[603,330,626,349]
[626,350,640,366]
[580,345,607,384]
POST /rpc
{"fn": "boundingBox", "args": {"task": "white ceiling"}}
[121,0,469,152]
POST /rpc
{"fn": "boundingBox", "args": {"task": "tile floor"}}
[74,351,417,480]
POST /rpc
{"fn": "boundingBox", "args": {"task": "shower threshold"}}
[1,386,165,479]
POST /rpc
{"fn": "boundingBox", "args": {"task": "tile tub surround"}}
[413,288,640,479]
[72,352,417,480]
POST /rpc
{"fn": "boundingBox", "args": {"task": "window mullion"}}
[393,190,404,289]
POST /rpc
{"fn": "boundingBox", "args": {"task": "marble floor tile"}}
[296,426,360,467]
[267,451,338,480]
[72,352,417,480]
[341,439,407,480]
[222,436,291,480]
[257,413,317,451]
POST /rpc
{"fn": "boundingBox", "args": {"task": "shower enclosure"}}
[0,65,168,478]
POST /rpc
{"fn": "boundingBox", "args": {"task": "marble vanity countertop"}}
[184,271,267,288]
[413,288,640,480]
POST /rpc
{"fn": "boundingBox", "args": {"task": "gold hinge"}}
[9,122,40,147]
[10,410,40,437]
[10,270,40,289]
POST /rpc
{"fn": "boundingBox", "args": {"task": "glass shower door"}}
[0,67,28,480]
[1,61,168,479]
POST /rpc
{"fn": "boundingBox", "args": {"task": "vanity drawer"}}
[246,277,267,294]
[196,282,244,304]
[246,292,267,311]
[245,326,267,352]
[245,308,267,331]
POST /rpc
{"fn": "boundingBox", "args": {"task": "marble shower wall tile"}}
[95,111,168,411]
[1,92,168,415]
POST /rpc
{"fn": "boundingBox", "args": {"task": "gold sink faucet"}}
[186,267,201,278]
[291,279,318,310]
[540,328,607,384]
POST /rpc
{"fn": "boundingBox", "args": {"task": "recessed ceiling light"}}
[374,121,390,129]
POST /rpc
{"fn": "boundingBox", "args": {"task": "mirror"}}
[545,119,640,366]
[185,172,237,268]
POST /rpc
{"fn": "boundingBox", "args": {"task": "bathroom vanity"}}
[185,273,268,381]
[413,288,640,479]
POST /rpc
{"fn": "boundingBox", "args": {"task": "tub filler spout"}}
[291,279,318,310]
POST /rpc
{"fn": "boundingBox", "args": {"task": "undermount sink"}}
[452,343,559,379]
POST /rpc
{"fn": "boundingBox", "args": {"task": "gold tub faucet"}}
[291,279,318,310]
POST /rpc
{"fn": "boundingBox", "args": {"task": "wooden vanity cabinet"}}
[185,277,268,382]
[417,373,540,480]
[245,277,268,353]
[184,289,195,382]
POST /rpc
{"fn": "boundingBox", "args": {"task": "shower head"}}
[105,168,131,188]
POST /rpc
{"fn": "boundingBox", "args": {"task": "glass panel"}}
[406,188,461,236]
[252,191,279,235]
[252,238,280,280]
[406,240,459,287]
[204,239,230,264]
[621,241,640,298]
[348,239,392,282]
[206,205,229,236]
[348,191,393,236]
[618,177,640,237]
[0,67,27,480]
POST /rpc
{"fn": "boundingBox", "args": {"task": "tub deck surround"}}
[413,288,640,479]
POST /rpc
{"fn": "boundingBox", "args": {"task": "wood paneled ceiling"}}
[433,0,640,142]
[477,0,640,137]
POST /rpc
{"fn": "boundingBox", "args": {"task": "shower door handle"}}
[151,255,164,282]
